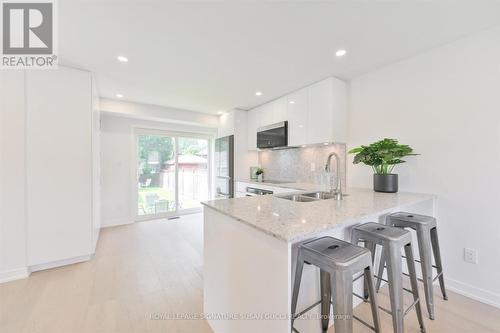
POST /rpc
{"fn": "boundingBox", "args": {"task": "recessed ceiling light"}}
[116,93,124,98]
[117,55,128,63]
[323,142,329,145]
[335,49,347,57]
[255,91,262,96]
[289,100,295,104]
[217,111,224,115]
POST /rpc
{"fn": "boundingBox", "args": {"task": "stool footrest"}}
[402,271,424,283]
[401,256,439,269]
[353,314,377,331]
[433,271,443,282]
[378,298,420,319]
[403,298,421,317]
[353,292,367,301]
[353,272,365,282]
[292,297,379,333]
[292,300,322,320]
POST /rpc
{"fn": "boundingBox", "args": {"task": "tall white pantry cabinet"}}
[0,67,100,278]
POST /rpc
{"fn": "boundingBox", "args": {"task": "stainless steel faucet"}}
[324,152,343,200]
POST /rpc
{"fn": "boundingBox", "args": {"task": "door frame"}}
[133,127,213,222]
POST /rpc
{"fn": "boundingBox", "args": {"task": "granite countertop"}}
[202,187,436,243]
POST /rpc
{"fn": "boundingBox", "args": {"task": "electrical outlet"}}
[464,248,478,264]
[310,163,315,171]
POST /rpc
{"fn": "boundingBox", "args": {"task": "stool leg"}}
[404,243,426,333]
[375,249,385,292]
[363,241,376,300]
[320,269,331,332]
[365,265,381,333]
[430,227,448,300]
[291,252,305,325]
[417,227,435,319]
[331,271,353,333]
[385,243,404,333]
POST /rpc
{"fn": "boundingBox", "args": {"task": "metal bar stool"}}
[376,212,447,320]
[291,236,381,333]
[352,223,426,333]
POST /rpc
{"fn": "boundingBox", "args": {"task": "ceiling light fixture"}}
[117,55,128,63]
[217,111,224,115]
[289,101,295,104]
[335,49,347,57]
[255,91,262,96]
[116,93,124,98]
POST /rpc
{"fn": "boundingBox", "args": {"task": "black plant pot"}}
[373,174,398,193]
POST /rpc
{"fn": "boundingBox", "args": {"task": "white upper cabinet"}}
[270,97,287,124]
[258,103,274,129]
[307,78,334,144]
[247,105,262,150]
[286,89,308,146]
[246,76,347,149]
[217,111,235,138]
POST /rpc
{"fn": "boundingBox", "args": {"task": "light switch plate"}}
[464,248,478,264]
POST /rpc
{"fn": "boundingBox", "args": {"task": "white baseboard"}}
[445,277,500,309]
[101,217,132,228]
[0,267,30,283]
[29,254,91,272]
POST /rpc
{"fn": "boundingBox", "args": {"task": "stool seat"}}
[388,212,437,228]
[352,222,410,243]
[301,237,369,268]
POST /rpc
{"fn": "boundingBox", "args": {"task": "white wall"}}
[348,26,500,307]
[100,114,217,227]
[0,72,28,282]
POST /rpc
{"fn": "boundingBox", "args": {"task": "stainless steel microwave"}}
[257,121,288,149]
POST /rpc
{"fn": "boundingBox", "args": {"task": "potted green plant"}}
[255,167,264,182]
[348,138,417,193]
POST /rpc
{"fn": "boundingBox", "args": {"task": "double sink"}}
[278,191,346,202]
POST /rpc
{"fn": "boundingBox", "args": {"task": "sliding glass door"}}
[136,130,210,220]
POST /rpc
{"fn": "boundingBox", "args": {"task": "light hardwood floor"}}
[1,213,499,333]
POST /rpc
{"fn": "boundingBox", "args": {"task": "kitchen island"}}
[202,187,435,333]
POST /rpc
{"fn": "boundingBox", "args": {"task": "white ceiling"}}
[60,1,500,114]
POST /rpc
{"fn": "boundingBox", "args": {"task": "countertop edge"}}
[201,202,288,242]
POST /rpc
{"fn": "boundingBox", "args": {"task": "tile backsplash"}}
[258,143,347,191]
